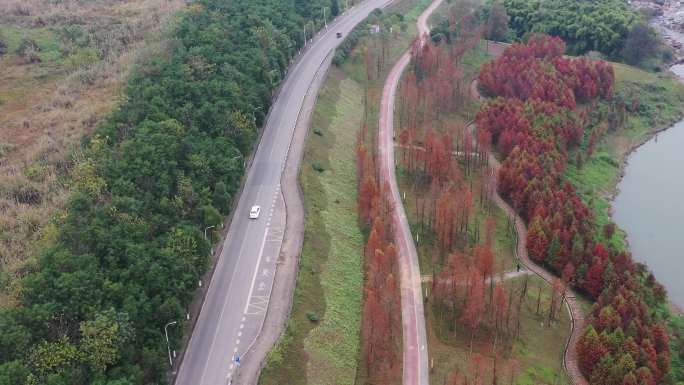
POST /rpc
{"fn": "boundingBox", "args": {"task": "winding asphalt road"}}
[174,2,393,384]
[378,1,443,384]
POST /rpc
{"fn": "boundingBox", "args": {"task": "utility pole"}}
[164,321,178,367]
[323,7,328,29]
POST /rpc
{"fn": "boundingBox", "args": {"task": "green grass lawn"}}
[302,71,368,382]
[0,26,62,61]
[260,63,367,385]
[428,275,571,385]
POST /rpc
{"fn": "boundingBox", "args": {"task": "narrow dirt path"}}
[421,269,533,284]
[378,1,444,384]
[469,42,589,385]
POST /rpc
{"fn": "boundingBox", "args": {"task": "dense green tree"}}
[227,110,257,153]
[484,2,509,42]
[0,0,336,383]
[79,310,133,373]
[502,0,641,59]
[0,310,31,359]
[0,361,29,385]
[28,337,80,379]
[213,181,232,212]
[621,23,660,66]
[202,205,222,228]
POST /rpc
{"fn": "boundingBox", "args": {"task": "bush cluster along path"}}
[469,42,588,385]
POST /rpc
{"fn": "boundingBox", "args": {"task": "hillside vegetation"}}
[0,0,184,308]
[500,0,669,68]
[0,0,340,383]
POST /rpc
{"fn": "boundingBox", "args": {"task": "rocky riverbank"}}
[631,0,684,62]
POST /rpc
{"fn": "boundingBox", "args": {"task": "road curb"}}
[221,1,396,384]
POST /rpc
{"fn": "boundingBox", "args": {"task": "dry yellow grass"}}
[0,0,185,306]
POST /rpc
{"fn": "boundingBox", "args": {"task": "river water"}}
[612,36,684,309]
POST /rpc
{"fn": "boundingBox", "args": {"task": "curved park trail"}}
[470,44,588,385]
[378,0,444,384]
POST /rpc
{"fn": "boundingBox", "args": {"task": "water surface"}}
[613,118,684,308]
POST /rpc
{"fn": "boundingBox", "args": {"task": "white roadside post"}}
[303,24,307,46]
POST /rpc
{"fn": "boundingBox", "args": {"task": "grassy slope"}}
[565,63,684,382]
[307,71,367,383]
[259,2,430,384]
[259,64,366,385]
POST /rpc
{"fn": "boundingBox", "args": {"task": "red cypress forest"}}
[358,120,403,384]
[475,34,676,384]
[393,7,573,381]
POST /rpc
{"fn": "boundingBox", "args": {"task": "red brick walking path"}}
[378,1,445,383]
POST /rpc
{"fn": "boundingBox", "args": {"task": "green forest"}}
[0,0,339,384]
[500,0,666,66]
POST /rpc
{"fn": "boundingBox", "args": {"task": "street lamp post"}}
[204,225,216,240]
[164,321,178,367]
[323,7,328,29]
